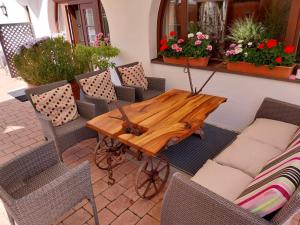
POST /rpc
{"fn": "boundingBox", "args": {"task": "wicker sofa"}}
[161,98,300,225]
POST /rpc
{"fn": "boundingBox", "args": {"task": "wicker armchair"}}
[75,70,136,115]
[115,62,166,101]
[25,80,97,161]
[0,142,100,225]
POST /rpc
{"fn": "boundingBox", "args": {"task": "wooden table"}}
[87,89,226,198]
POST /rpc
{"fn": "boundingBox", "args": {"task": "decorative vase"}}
[226,61,295,79]
[69,80,80,100]
[188,57,210,67]
[163,56,188,65]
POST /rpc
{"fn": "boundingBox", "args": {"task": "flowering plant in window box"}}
[184,32,213,67]
[225,39,295,79]
[159,31,188,65]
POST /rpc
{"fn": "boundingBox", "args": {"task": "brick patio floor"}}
[0,72,172,225]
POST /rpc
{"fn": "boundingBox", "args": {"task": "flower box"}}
[163,56,188,65]
[188,57,210,67]
[227,61,295,79]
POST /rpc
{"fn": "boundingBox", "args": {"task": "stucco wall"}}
[0,0,29,24]
[101,0,300,132]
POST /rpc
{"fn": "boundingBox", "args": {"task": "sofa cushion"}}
[286,128,300,151]
[31,84,79,127]
[215,137,282,177]
[235,153,300,217]
[79,70,117,103]
[239,118,298,150]
[117,62,148,90]
[191,160,253,201]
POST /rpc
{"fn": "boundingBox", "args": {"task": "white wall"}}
[0,0,29,24]
[102,0,300,132]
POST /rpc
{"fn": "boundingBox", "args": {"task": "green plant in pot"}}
[13,37,78,85]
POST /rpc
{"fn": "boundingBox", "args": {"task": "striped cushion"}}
[235,151,300,217]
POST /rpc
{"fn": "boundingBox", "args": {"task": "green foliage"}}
[13,37,120,85]
[228,17,265,43]
[13,37,78,85]
[263,0,290,40]
[188,21,199,34]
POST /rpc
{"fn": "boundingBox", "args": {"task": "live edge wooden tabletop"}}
[87,89,226,156]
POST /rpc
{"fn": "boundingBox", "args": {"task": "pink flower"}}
[229,43,236,48]
[104,37,110,43]
[195,40,202,46]
[171,44,179,50]
[176,47,182,52]
[177,38,184,44]
[97,32,104,38]
[197,34,206,40]
[206,45,212,51]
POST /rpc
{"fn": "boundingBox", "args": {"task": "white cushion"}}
[214,137,282,177]
[191,160,253,201]
[239,118,298,150]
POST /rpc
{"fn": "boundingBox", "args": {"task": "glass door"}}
[80,3,98,45]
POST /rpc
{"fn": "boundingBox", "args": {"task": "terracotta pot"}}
[226,61,295,79]
[163,56,188,65]
[188,57,210,67]
[69,80,80,100]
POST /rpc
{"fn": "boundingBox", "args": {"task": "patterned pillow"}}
[31,84,79,127]
[235,149,300,217]
[79,70,117,103]
[117,63,148,90]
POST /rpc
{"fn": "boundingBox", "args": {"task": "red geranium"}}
[160,44,168,51]
[258,43,265,49]
[266,39,278,49]
[169,31,176,36]
[284,45,295,54]
[160,39,167,45]
[275,56,282,63]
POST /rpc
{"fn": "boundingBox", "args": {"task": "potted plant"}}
[225,39,295,79]
[13,35,119,99]
[184,32,213,67]
[159,31,187,65]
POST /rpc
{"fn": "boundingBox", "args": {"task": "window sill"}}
[151,57,300,85]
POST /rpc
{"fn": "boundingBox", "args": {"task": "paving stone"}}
[124,186,140,203]
[148,201,162,221]
[111,210,140,225]
[84,194,110,214]
[102,183,126,201]
[136,215,160,225]
[129,198,155,218]
[107,194,133,216]
[63,208,91,225]
[92,179,109,196]
[88,208,116,225]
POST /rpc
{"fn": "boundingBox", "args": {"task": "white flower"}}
[205,34,209,39]
[188,33,194,38]
[244,52,248,57]
[248,42,253,46]
[238,40,244,43]
[196,32,202,36]
[235,47,243,54]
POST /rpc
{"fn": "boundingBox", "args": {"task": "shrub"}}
[13,37,78,85]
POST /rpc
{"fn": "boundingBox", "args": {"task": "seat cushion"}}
[191,160,253,201]
[31,84,79,127]
[239,118,298,150]
[118,62,148,89]
[79,70,117,103]
[215,137,282,177]
[286,128,300,151]
[108,100,131,111]
[54,117,87,137]
[143,89,164,100]
[235,151,300,217]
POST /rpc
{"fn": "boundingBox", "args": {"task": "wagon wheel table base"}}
[87,89,226,198]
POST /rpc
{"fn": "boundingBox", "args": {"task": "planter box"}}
[163,56,188,65]
[188,57,209,67]
[227,61,295,79]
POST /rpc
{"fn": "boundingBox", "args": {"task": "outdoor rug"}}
[8,88,28,102]
[160,123,238,175]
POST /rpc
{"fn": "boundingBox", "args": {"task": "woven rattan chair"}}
[75,70,136,115]
[0,142,100,225]
[115,62,166,101]
[25,80,97,161]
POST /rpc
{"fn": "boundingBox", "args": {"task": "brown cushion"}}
[118,62,148,89]
[79,70,117,103]
[31,84,79,127]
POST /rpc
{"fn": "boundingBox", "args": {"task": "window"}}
[158,0,300,60]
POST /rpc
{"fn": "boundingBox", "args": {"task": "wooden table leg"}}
[135,156,170,199]
[94,135,127,185]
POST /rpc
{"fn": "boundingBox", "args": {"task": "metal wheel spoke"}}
[143,180,152,198]
[157,164,168,172]
[138,178,151,189]
[153,180,158,192]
